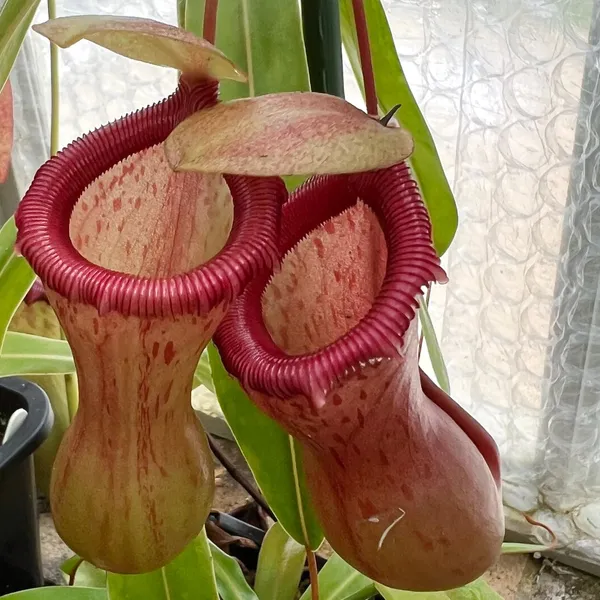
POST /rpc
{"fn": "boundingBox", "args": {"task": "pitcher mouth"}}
[15,78,286,319]
[214,162,447,403]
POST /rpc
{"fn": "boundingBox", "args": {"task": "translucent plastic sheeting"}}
[385,0,600,563]
[11,0,178,194]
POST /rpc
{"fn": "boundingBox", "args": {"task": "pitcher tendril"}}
[351,0,378,116]
[203,0,219,45]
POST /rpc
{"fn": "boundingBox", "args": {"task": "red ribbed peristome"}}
[214,162,447,401]
[15,77,286,318]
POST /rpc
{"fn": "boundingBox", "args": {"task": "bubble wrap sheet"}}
[385,0,600,561]
[9,0,600,565]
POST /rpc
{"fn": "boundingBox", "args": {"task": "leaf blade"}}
[209,541,258,600]
[0,0,42,94]
[107,530,219,600]
[185,0,310,100]
[0,218,36,352]
[300,553,373,600]
[301,0,345,97]
[418,296,450,394]
[162,529,219,600]
[208,343,323,549]
[376,578,504,600]
[501,542,550,554]
[61,556,107,587]
[3,589,106,600]
[254,523,306,600]
[0,331,75,376]
[194,349,214,392]
[106,571,166,600]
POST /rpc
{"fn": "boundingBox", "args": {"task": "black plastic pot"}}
[0,377,53,595]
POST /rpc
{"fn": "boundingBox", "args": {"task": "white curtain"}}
[10,0,600,566]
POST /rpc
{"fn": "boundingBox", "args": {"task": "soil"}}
[211,437,255,513]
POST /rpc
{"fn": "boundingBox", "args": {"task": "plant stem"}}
[203,0,218,44]
[350,0,377,116]
[241,0,255,97]
[206,433,276,520]
[177,0,186,28]
[524,513,558,548]
[48,0,59,156]
[68,557,84,586]
[307,548,319,600]
[301,0,345,97]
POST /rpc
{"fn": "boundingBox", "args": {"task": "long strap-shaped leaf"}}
[185,0,310,100]
[376,578,504,599]
[0,217,36,352]
[254,522,306,600]
[106,529,218,600]
[299,552,374,600]
[2,589,107,600]
[339,0,458,256]
[0,0,42,93]
[210,541,258,600]
[208,343,324,549]
[0,331,74,376]
[418,296,450,394]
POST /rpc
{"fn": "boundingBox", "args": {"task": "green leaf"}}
[0,331,75,376]
[208,342,323,549]
[61,556,107,587]
[209,541,258,600]
[0,0,42,93]
[0,217,36,352]
[284,175,309,193]
[107,530,218,600]
[376,578,504,600]
[0,214,17,274]
[339,0,458,256]
[301,0,344,96]
[185,0,309,100]
[501,542,549,554]
[177,0,186,28]
[418,296,450,394]
[194,348,214,392]
[300,553,374,600]
[254,523,306,600]
[3,589,106,600]
[341,590,378,600]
